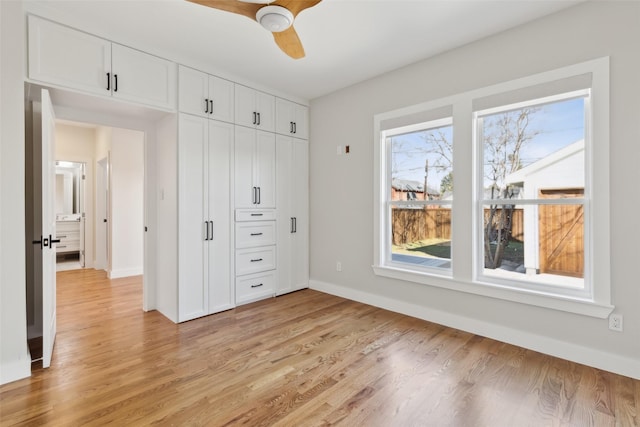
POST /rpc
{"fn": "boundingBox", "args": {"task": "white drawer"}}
[57,230,80,241]
[56,240,79,252]
[235,209,276,222]
[57,221,80,232]
[236,270,275,305]
[236,246,276,276]
[235,221,275,248]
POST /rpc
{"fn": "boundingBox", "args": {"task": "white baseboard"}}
[0,358,31,385]
[310,279,640,380]
[108,267,143,279]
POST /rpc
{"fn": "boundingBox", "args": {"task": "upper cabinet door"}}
[178,66,234,122]
[235,84,275,131]
[275,98,308,139]
[178,65,209,117]
[209,75,234,123]
[28,16,111,96]
[111,44,177,110]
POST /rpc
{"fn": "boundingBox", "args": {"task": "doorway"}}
[25,83,158,369]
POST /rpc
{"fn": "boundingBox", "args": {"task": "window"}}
[385,118,453,273]
[476,92,589,299]
[373,58,612,318]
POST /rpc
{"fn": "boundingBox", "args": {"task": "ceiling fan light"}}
[256,5,293,33]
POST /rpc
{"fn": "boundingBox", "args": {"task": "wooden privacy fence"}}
[392,208,524,245]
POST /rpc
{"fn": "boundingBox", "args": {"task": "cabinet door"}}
[209,76,235,123]
[178,65,208,117]
[28,16,111,96]
[276,135,294,294]
[291,139,309,290]
[178,114,209,322]
[276,136,309,295]
[234,126,257,209]
[293,104,309,140]
[112,44,177,110]
[275,98,295,136]
[235,84,257,128]
[255,91,275,132]
[255,131,276,208]
[208,120,234,313]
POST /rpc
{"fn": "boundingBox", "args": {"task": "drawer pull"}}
[251,283,264,288]
[57,235,67,238]
[250,232,263,236]
[250,213,263,216]
[57,245,67,249]
[250,258,263,262]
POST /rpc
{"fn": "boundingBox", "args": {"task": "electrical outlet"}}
[336,261,342,272]
[609,314,623,332]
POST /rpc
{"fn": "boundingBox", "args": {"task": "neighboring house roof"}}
[505,139,584,184]
[391,179,438,195]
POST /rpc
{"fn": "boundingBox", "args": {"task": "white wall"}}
[109,127,144,278]
[0,0,30,384]
[309,1,640,379]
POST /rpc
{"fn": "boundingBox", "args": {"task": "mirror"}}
[55,161,84,216]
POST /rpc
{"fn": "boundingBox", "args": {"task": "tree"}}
[440,172,453,195]
[483,108,539,269]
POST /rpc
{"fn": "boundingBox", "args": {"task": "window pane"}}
[481,97,585,201]
[482,203,584,288]
[390,124,453,202]
[391,204,451,269]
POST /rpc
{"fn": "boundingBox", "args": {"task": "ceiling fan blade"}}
[272,0,322,18]
[186,0,262,20]
[272,26,305,59]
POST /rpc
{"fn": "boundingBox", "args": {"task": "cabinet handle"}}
[253,112,257,125]
[209,221,214,240]
[291,217,294,233]
[204,221,209,241]
[293,122,297,134]
[252,187,257,204]
[114,74,118,92]
[250,232,263,236]
[57,245,67,249]
[257,187,261,205]
[205,98,209,113]
[209,100,213,115]
[257,112,261,126]
[251,283,264,288]
[106,72,110,91]
[250,258,263,262]
[290,121,293,133]
[57,235,67,238]
[251,213,263,217]
[294,217,297,233]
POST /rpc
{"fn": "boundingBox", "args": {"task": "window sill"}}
[372,264,614,318]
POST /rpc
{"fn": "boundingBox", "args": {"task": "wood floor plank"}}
[0,269,638,426]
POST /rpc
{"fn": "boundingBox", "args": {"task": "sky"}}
[390,96,585,193]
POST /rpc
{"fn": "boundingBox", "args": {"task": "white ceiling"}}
[25,0,582,102]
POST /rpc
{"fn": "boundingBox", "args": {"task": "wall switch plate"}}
[337,145,342,155]
[336,261,342,272]
[609,314,623,332]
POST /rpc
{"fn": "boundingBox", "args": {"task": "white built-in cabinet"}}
[178,65,234,122]
[235,84,275,132]
[234,126,276,209]
[276,135,309,295]
[275,98,309,140]
[28,13,311,321]
[177,114,234,322]
[28,15,177,110]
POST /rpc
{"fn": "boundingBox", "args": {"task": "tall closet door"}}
[276,135,293,295]
[178,114,209,322]
[291,139,309,290]
[208,120,234,313]
[255,130,276,208]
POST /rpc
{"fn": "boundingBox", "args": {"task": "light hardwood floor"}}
[1,269,638,426]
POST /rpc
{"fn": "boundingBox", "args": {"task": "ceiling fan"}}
[187,0,322,59]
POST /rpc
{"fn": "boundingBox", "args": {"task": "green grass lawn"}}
[393,238,524,265]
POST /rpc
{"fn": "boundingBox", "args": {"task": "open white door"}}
[41,89,57,368]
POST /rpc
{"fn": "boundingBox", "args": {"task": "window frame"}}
[373,57,612,318]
